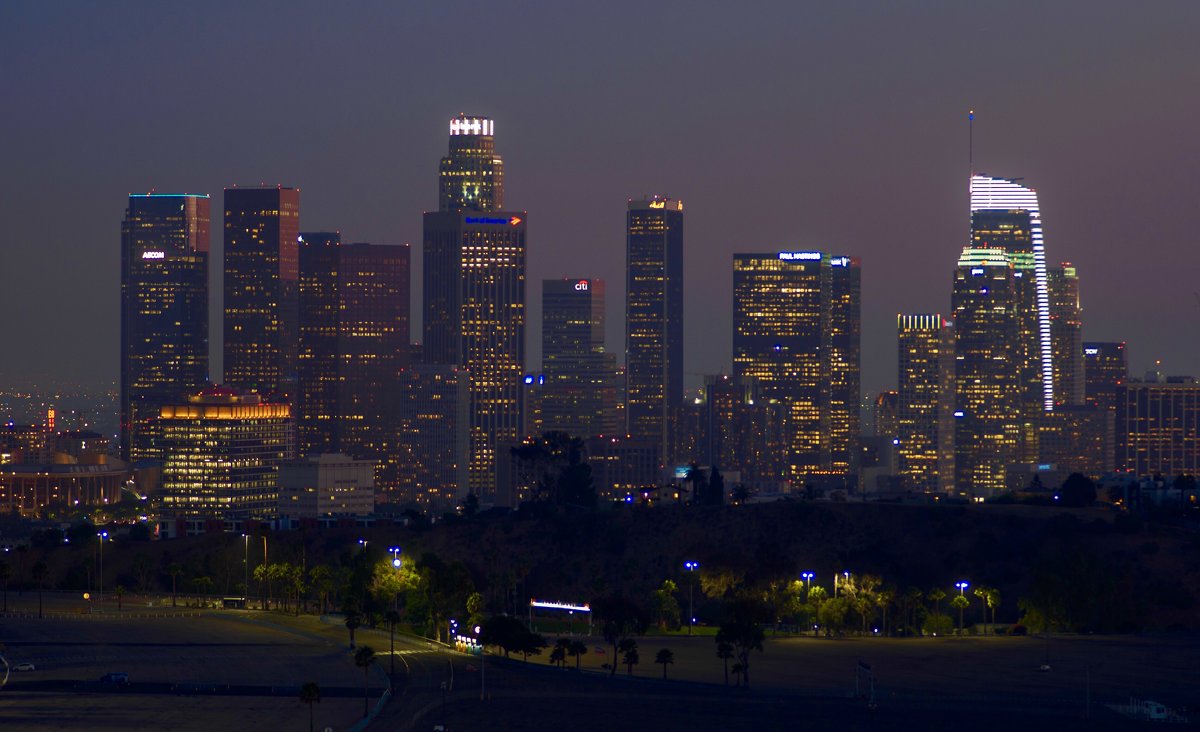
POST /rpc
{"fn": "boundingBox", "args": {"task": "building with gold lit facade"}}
[732,251,860,488]
[897,314,955,492]
[952,247,1021,495]
[157,387,294,533]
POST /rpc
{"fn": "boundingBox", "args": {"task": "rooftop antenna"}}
[968,109,975,179]
[967,109,976,247]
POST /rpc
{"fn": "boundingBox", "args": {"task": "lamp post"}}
[801,572,813,593]
[242,534,249,607]
[684,561,699,635]
[97,531,107,612]
[955,581,969,635]
[389,546,401,568]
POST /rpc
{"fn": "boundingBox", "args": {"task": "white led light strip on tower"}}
[970,175,1054,411]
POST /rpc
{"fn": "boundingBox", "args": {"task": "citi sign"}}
[574,280,589,291]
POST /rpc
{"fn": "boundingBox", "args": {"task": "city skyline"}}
[3,3,1200,399]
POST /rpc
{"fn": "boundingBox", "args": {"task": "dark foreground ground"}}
[2,595,1196,731]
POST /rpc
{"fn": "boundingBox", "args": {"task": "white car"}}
[13,663,35,672]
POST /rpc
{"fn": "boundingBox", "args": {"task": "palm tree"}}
[876,587,895,636]
[731,662,745,687]
[167,563,183,608]
[299,681,320,732]
[384,609,400,686]
[618,638,638,676]
[951,594,970,635]
[550,638,570,669]
[655,648,674,679]
[928,587,946,627]
[345,612,361,649]
[191,576,213,608]
[354,645,376,718]
[568,640,588,670]
[0,558,11,613]
[716,641,734,685]
[31,560,48,619]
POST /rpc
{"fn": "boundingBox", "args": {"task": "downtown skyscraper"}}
[732,251,861,486]
[423,115,525,499]
[541,278,618,439]
[968,174,1054,414]
[1048,263,1084,406]
[120,193,211,461]
[296,233,410,466]
[896,314,955,492]
[223,186,300,400]
[625,197,684,465]
[952,247,1020,494]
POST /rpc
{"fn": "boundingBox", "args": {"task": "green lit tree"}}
[951,594,970,634]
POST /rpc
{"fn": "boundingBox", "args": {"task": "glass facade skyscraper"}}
[732,251,861,485]
[541,278,617,439]
[897,314,955,492]
[952,247,1021,495]
[423,115,525,499]
[625,197,684,465]
[1048,263,1084,406]
[969,175,1054,413]
[120,193,211,462]
[223,186,300,401]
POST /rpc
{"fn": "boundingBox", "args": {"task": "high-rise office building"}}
[297,235,410,467]
[1048,263,1084,406]
[296,232,342,454]
[897,314,955,492]
[336,242,411,469]
[1084,341,1128,413]
[541,278,617,440]
[223,186,300,400]
[120,193,210,462]
[626,197,684,464]
[1116,380,1200,478]
[874,391,900,441]
[695,374,787,493]
[970,175,1054,413]
[733,251,862,486]
[440,115,503,212]
[157,387,294,533]
[423,115,525,498]
[952,247,1021,495]
[394,364,470,512]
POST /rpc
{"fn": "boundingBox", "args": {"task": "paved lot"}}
[3,596,1196,731]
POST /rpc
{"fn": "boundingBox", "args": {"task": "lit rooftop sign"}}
[465,216,522,225]
[142,251,165,259]
[450,117,493,136]
[778,251,821,261]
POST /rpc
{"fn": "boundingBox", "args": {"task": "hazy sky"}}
[3,1,1199,398]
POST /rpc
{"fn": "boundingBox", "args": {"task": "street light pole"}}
[97,531,107,613]
[955,581,969,635]
[684,561,699,635]
[242,534,249,607]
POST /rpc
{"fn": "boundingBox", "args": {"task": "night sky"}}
[3,1,1199,399]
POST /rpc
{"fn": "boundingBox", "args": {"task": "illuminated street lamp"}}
[97,531,108,613]
[389,546,402,568]
[801,572,814,593]
[954,581,970,635]
[684,561,699,636]
[242,533,249,606]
